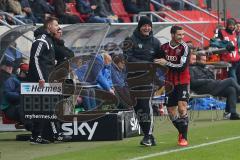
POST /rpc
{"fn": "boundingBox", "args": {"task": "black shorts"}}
[165,84,189,107]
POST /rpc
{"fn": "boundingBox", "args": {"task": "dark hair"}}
[43,16,58,29]
[112,54,125,64]
[170,25,183,34]
[226,18,236,26]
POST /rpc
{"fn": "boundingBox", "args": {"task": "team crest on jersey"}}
[138,44,143,49]
[182,91,187,98]
[176,48,181,55]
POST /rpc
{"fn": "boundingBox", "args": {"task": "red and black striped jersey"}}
[159,41,190,86]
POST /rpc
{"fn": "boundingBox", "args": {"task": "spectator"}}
[52,0,81,24]
[0,0,8,11]
[0,0,8,22]
[123,0,150,14]
[71,57,96,111]
[164,0,194,10]
[0,0,16,24]
[96,53,114,94]
[72,53,114,110]
[76,0,111,23]
[18,63,29,81]
[214,18,240,82]
[152,0,164,11]
[4,42,22,74]
[74,53,114,94]
[7,0,33,24]
[189,54,240,120]
[30,0,54,23]
[164,0,185,10]
[90,0,118,23]
[20,0,38,23]
[235,22,240,85]
[0,60,24,123]
[235,21,240,53]
[205,0,212,10]
[111,54,133,109]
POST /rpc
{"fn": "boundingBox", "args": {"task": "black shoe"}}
[54,133,72,142]
[230,113,240,120]
[150,135,156,146]
[30,136,50,144]
[140,135,152,146]
[223,112,231,119]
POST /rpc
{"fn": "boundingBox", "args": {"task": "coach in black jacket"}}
[27,17,60,144]
[123,16,162,146]
[28,17,59,85]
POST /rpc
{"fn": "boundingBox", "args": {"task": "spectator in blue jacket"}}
[72,53,114,110]
[111,54,133,109]
[0,60,24,123]
[74,53,114,93]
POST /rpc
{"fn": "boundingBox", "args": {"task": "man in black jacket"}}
[123,16,161,146]
[53,28,74,66]
[27,17,63,144]
[190,54,240,120]
[28,17,59,86]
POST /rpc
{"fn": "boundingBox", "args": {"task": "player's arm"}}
[159,44,190,72]
[32,39,49,87]
[154,47,166,64]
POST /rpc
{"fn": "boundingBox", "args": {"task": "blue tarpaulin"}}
[189,97,226,110]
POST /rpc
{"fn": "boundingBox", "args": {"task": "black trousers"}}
[31,119,58,141]
[134,98,153,136]
[212,78,239,113]
[214,86,237,113]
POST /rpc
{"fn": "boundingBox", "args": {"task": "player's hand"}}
[154,58,168,66]
[39,79,45,88]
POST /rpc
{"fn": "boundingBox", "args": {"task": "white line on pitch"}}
[129,136,240,160]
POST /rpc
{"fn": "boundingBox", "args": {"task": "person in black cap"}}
[123,16,162,146]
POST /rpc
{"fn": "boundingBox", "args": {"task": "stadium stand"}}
[66,2,86,22]
[111,0,131,22]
